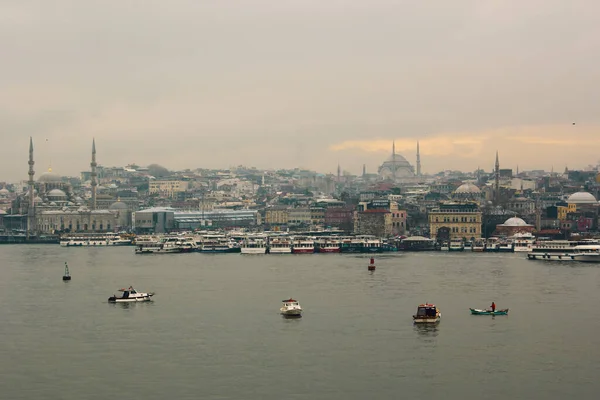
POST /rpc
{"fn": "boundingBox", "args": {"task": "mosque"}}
[8,138,129,237]
[377,141,421,183]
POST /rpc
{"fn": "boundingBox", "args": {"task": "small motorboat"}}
[280,298,302,317]
[108,286,154,303]
[470,308,509,315]
[368,257,376,271]
[62,262,71,281]
[413,303,441,323]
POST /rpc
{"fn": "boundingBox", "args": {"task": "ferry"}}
[527,240,600,261]
[471,239,486,252]
[197,234,239,253]
[240,235,267,254]
[315,237,341,253]
[512,233,535,252]
[448,238,464,251]
[571,245,600,263]
[268,237,292,254]
[291,236,315,254]
[134,236,192,254]
[497,239,514,253]
[362,236,383,253]
[60,233,132,247]
[340,237,365,253]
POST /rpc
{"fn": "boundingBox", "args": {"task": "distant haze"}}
[1,1,599,181]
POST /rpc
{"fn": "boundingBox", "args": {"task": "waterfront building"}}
[264,207,289,226]
[493,217,535,236]
[429,202,482,241]
[355,209,392,237]
[149,179,189,198]
[324,206,354,232]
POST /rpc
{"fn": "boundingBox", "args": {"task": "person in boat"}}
[491,302,496,312]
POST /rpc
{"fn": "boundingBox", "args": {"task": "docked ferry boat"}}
[571,245,600,263]
[340,237,365,253]
[60,233,132,247]
[512,233,535,252]
[197,234,239,253]
[291,236,315,254]
[361,236,383,253]
[240,236,267,254]
[134,236,193,254]
[315,237,341,253]
[527,240,600,261]
[471,239,486,252]
[268,237,292,254]
[448,238,464,251]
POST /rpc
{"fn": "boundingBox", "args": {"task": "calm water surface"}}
[1,245,600,399]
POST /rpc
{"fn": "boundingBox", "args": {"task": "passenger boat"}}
[471,239,486,252]
[448,238,464,251]
[108,286,154,303]
[291,236,315,254]
[280,298,302,317]
[526,240,597,260]
[470,308,509,315]
[240,236,267,254]
[439,241,449,251]
[340,237,365,253]
[362,236,384,253]
[198,234,238,253]
[570,245,600,263]
[412,303,441,323]
[316,237,341,253]
[512,233,535,252]
[268,237,292,254]
[497,239,514,252]
[60,233,132,247]
[134,236,189,254]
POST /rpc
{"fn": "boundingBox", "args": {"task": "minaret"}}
[90,138,97,210]
[27,137,36,239]
[416,141,421,177]
[362,164,366,177]
[337,163,341,182]
[392,140,396,181]
[494,151,500,205]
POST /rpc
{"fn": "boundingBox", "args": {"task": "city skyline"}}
[1,1,599,180]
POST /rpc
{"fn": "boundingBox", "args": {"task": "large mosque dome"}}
[454,183,481,194]
[567,191,597,204]
[378,142,415,181]
[501,217,531,227]
[38,169,62,183]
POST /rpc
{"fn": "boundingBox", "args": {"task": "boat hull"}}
[470,308,509,315]
[292,248,314,254]
[317,247,341,253]
[527,253,573,261]
[280,310,302,317]
[241,247,267,254]
[571,254,600,263]
[413,317,440,324]
[108,294,153,303]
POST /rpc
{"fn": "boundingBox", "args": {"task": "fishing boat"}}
[108,286,154,303]
[412,303,441,323]
[280,298,302,317]
[62,262,71,281]
[470,308,509,315]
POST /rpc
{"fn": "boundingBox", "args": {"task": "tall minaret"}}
[392,140,396,181]
[90,138,97,210]
[337,163,341,182]
[27,137,36,239]
[362,164,366,177]
[416,141,421,177]
[494,151,500,205]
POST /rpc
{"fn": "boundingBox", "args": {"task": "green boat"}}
[470,308,509,315]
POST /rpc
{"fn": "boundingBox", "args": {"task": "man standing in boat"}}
[491,302,496,312]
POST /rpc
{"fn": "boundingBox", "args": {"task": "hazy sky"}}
[1,0,599,181]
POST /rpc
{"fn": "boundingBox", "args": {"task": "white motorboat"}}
[413,303,441,324]
[280,298,302,317]
[108,286,154,303]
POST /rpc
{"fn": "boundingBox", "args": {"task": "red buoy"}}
[368,257,376,271]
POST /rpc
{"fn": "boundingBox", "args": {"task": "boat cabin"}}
[415,303,438,317]
[118,287,137,298]
[282,298,299,306]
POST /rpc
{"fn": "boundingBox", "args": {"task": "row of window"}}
[450,226,478,233]
[435,216,479,223]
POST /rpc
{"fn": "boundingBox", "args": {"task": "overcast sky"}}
[1,0,599,181]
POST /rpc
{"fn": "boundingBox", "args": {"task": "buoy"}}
[62,262,71,281]
[368,257,376,271]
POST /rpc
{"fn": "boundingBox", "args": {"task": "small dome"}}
[38,169,62,183]
[454,183,481,194]
[0,187,9,196]
[109,200,128,210]
[47,188,67,197]
[502,217,530,227]
[34,196,43,203]
[567,191,597,204]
